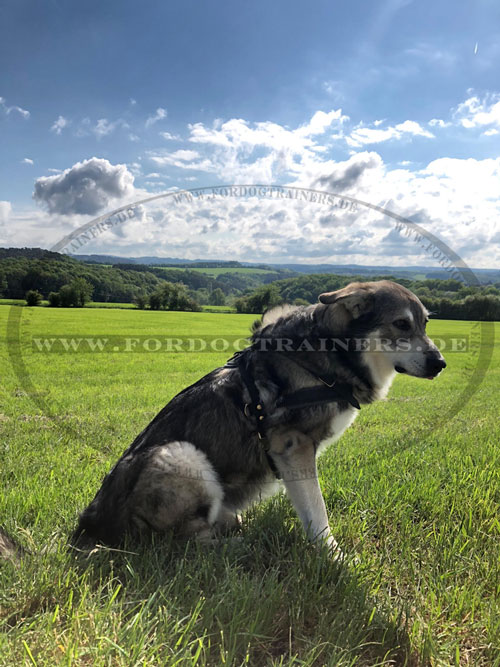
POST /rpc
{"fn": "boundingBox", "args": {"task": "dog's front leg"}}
[268,430,341,558]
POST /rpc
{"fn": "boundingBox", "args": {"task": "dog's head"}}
[319,280,446,380]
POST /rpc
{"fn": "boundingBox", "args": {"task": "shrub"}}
[48,291,61,307]
[25,289,42,306]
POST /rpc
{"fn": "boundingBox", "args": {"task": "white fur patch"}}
[261,304,300,327]
[317,407,359,456]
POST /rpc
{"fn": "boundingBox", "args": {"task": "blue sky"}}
[1,0,499,266]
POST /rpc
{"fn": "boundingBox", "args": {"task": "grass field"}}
[0,305,499,666]
[156,266,280,277]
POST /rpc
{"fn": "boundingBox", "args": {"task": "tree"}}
[210,288,226,306]
[134,293,148,309]
[148,292,162,310]
[148,282,201,311]
[70,278,94,307]
[55,278,94,307]
[25,290,42,306]
[48,291,61,307]
[0,270,7,297]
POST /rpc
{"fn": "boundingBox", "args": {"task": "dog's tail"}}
[70,451,145,552]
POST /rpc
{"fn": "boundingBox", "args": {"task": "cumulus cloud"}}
[33,157,135,215]
[22,158,34,165]
[0,201,12,225]
[9,96,500,268]
[315,152,383,191]
[429,118,452,128]
[454,94,500,129]
[346,120,434,147]
[146,109,349,181]
[0,96,30,118]
[51,115,69,134]
[145,107,167,128]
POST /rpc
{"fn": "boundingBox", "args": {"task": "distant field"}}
[84,301,137,309]
[0,298,28,306]
[0,305,498,665]
[201,304,236,313]
[155,266,280,276]
[0,300,237,312]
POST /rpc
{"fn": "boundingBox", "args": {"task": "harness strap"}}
[277,384,361,411]
[227,348,361,479]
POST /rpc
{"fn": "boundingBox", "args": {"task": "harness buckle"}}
[318,377,336,388]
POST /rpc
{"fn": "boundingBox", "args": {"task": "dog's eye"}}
[393,319,411,331]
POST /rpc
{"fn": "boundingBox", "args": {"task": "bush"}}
[48,278,94,308]
[48,291,61,307]
[233,285,282,314]
[25,289,42,306]
[148,281,201,312]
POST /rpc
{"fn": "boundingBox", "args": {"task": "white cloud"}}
[0,96,30,118]
[295,109,349,137]
[33,157,135,215]
[92,118,128,139]
[346,120,434,147]
[51,115,69,135]
[149,148,215,172]
[22,158,34,165]
[454,94,500,129]
[159,131,180,140]
[0,201,12,225]
[483,128,499,136]
[429,118,452,128]
[7,98,500,268]
[164,109,350,181]
[145,107,167,128]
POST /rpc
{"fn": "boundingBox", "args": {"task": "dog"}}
[69,280,446,557]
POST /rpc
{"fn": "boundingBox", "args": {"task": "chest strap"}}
[227,349,361,478]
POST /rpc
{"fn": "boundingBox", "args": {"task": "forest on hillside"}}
[1,248,499,320]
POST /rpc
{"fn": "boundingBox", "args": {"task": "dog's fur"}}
[67,280,445,556]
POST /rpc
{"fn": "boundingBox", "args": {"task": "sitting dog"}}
[72,280,446,556]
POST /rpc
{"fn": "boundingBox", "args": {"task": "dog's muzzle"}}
[395,354,446,380]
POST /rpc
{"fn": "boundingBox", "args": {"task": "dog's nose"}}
[427,357,446,375]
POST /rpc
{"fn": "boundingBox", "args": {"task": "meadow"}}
[0,305,499,666]
[155,266,281,277]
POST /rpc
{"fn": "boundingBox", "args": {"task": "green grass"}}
[201,305,236,313]
[0,306,499,665]
[83,301,138,309]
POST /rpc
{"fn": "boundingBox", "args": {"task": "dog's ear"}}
[319,284,372,320]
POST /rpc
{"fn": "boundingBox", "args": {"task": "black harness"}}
[226,348,361,478]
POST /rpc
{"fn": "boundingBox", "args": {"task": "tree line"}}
[234,275,500,321]
[1,249,499,320]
